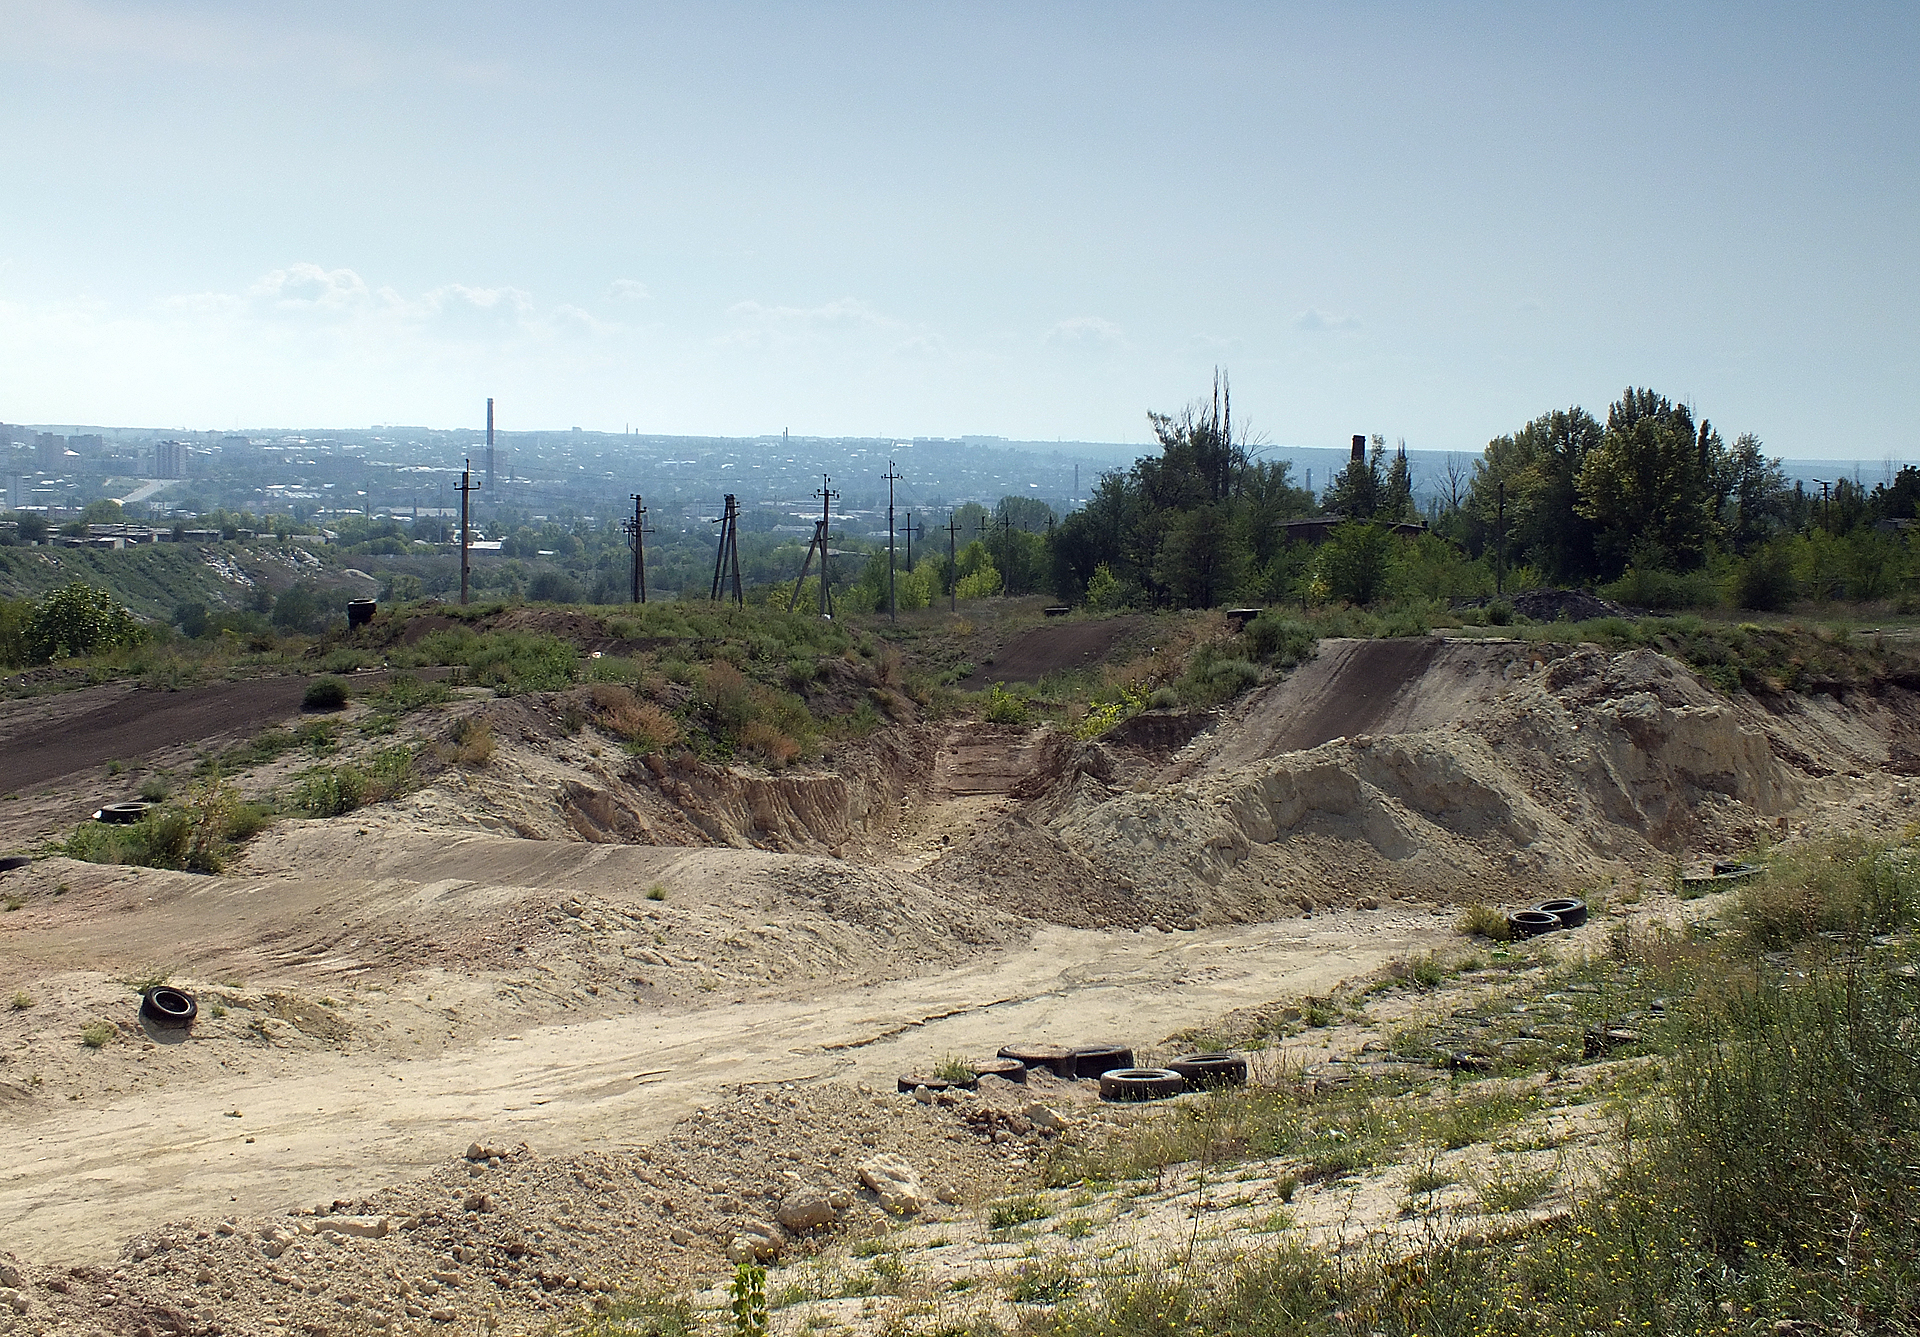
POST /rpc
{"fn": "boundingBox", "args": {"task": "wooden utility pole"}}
[787,477,839,617]
[905,511,923,572]
[1495,480,1506,598]
[882,460,902,621]
[457,459,476,605]
[624,494,649,604]
[946,511,961,612]
[709,494,743,605]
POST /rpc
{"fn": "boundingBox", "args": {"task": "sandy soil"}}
[0,624,1914,1336]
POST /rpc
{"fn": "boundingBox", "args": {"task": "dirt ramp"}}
[1198,637,1538,771]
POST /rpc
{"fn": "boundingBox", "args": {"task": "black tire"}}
[1507,909,1561,939]
[1071,1045,1134,1079]
[140,986,197,1029]
[0,855,29,872]
[1533,898,1588,929]
[898,1074,958,1093]
[970,1058,1027,1084]
[997,1044,1077,1079]
[1168,1051,1249,1089]
[97,802,150,825]
[1098,1068,1185,1101]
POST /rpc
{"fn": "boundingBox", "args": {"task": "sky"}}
[0,2,1914,458]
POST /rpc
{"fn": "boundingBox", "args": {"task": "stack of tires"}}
[1506,898,1588,939]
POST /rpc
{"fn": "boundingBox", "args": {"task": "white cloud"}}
[1045,316,1125,347]
[1294,308,1360,332]
[607,279,653,302]
[719,296,925,353]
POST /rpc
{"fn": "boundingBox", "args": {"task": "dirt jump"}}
[0,623,1915,1335]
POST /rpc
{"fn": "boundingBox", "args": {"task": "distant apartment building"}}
[68,433,104,455]
[154,440,189,479]
[36,433,69,469]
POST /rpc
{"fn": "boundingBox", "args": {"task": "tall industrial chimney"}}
[486,398,495,489]
[1351,434,1366,462]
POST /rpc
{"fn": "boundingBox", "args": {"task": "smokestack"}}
[486,398,495,489]
[1351,434,1365,462]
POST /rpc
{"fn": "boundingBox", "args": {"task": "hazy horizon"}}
[2,3,1914,461]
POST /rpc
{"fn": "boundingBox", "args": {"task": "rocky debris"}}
[776,1180,851,1232]
[0,1082,1020,1335]
[726,1220,782,1263]
[1023,1102,1067,1132]
[858,1155,926,1215]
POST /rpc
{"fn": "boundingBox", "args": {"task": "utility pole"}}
[1813,479,1832,529]
[995,507,1015,597]
[788,476,840,617]
[1494,480,1506,598]
[946,511,961,613]
[882,459,902,621]
[624,494,649,604]
[710,494,743,605]
[457,459,476,606]
[905,511,923,572]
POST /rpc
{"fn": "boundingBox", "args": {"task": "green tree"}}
[1576,388,1724,574]
[79,498,125,526]
[1152,503,1248,608]
[24,583,143,662]
[1466,407,1605,583]
[1314,521,1397,605]
[1324,437,1385,520]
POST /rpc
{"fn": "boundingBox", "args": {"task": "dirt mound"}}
[957,615,1144,686]
[942,645,1801,928]
[1506,588,1628,622]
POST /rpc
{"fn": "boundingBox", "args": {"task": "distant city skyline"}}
[1,3,1914,460]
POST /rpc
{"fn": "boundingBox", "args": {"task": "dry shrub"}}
[739,720,800,768]
[589,682,635,711]
[701,660,754,728]
[587,683,680,751]
[450,716,494,768]
[624,702,681,753]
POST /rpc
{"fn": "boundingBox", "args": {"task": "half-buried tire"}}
[1507,909,1562,939]
[898,1074,956,1094]
[1533,898,1588,929]
[1071,1045,1133,1079]
[998,1044,1076,1079]
[140,986,197,1030]
[970,1058,1027,1084]
[97,802,151,825]
[1168,1051,1249,1089]
[1099,1068,1185,1102]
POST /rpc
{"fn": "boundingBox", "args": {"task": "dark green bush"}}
[1243,612,1316,667]
[302,676,349,710]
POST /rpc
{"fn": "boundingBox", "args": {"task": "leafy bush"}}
[982,683,1029,725]
[66,781,261,873]
[1601,565,1718,610]
[1732,544,1798,611]
[302,676,349,710]
[81,1021,116,1049]
[1243,611,1316,668]
[22,583,145,663]
[293,748,415,816]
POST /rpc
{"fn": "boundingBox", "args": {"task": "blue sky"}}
[0,2,1913,458]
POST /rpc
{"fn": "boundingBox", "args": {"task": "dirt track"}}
[957,616,1144,686]
[0,678,315,793]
